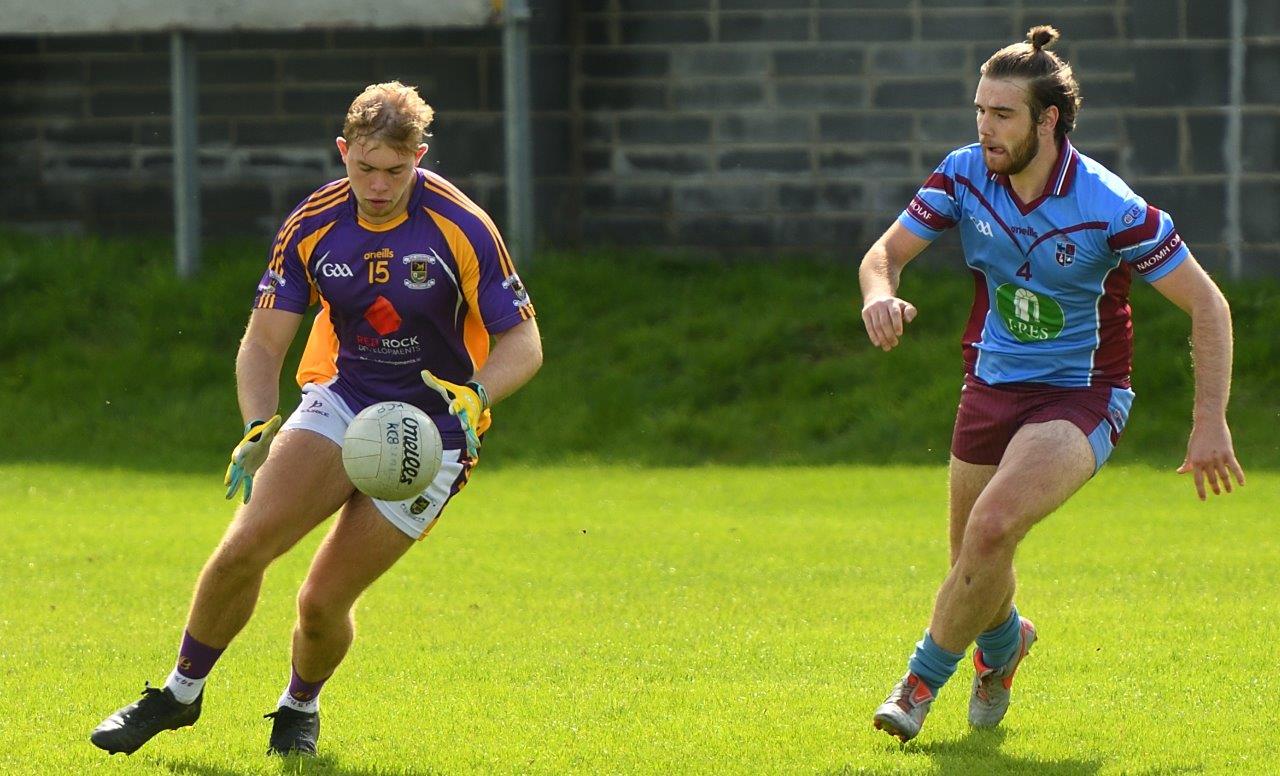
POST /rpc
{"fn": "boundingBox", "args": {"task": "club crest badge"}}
[503,273,530,306]
[402,253,436,290]
[1109,406,1126,432]
[1054,241,1076,267]
[257,267,287,293]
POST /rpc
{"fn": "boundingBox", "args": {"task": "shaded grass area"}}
[1,463,1275,774]
[1,231,1277,471]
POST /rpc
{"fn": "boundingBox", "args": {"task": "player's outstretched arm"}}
[1149,254,1246,500]
[469,317,543,405]
[235,308,304,423]
[859,221,930,352]
[422,317,542,457]
[225,308,303,502]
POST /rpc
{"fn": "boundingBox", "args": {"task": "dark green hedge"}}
[2,233,1275,471]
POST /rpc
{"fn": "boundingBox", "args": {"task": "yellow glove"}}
[421,371,487,457]
[223,415,283,504]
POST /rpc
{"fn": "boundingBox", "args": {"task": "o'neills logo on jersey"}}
[399,416,422,485]
[363,248,395,261]
[1134,232,1183,275]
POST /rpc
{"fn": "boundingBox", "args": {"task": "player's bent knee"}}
[295,585,354,633]
[962,511,1025,558]
[207,537,276,580]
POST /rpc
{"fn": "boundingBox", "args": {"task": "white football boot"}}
[873,672,935,742]
[969,616,1037,728]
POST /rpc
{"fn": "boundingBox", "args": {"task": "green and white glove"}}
[223,415,283,503]
[421,370,486,458]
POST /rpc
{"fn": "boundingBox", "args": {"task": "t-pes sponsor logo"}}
[994,284,1066,342]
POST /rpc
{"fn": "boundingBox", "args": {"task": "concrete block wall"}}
[0,20,574,241]
[0,0,1277,273]
[574,0,1280,273]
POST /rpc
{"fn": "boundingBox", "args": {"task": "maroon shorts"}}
[950,376,1132,467]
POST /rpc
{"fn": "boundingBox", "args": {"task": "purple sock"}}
[176,630,225,679]
[287,665,329,705]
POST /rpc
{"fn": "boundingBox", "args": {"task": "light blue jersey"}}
[898,139,1188,388]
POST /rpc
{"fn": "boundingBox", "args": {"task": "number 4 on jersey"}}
[1016,261,1033,281]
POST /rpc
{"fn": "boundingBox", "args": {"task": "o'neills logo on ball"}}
[399,416,421,484]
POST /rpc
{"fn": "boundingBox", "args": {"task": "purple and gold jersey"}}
[898,139,1188,388]
[253,169,534,448]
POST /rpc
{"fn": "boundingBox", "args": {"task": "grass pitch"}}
[0,463,1275,775]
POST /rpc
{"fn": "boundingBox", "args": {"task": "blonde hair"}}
[980,25,1082,141]
[342,81,434,154]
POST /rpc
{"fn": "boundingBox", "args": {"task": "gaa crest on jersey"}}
[1122,203,1143,226]
[1054,241,1076,267]
[402,254,436,290]
[316,251,356,279]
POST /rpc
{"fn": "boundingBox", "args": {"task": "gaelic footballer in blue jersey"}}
[91,81,543,758]
[861,26,1245,744]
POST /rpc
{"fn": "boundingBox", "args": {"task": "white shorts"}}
[281,382,471,540]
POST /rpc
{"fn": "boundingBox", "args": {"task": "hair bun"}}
[1027,25,1060,51]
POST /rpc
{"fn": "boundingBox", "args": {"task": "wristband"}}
[466,380,490,411]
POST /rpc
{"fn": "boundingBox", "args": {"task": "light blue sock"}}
[906,631,964,693]
[975,606,1022,669]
